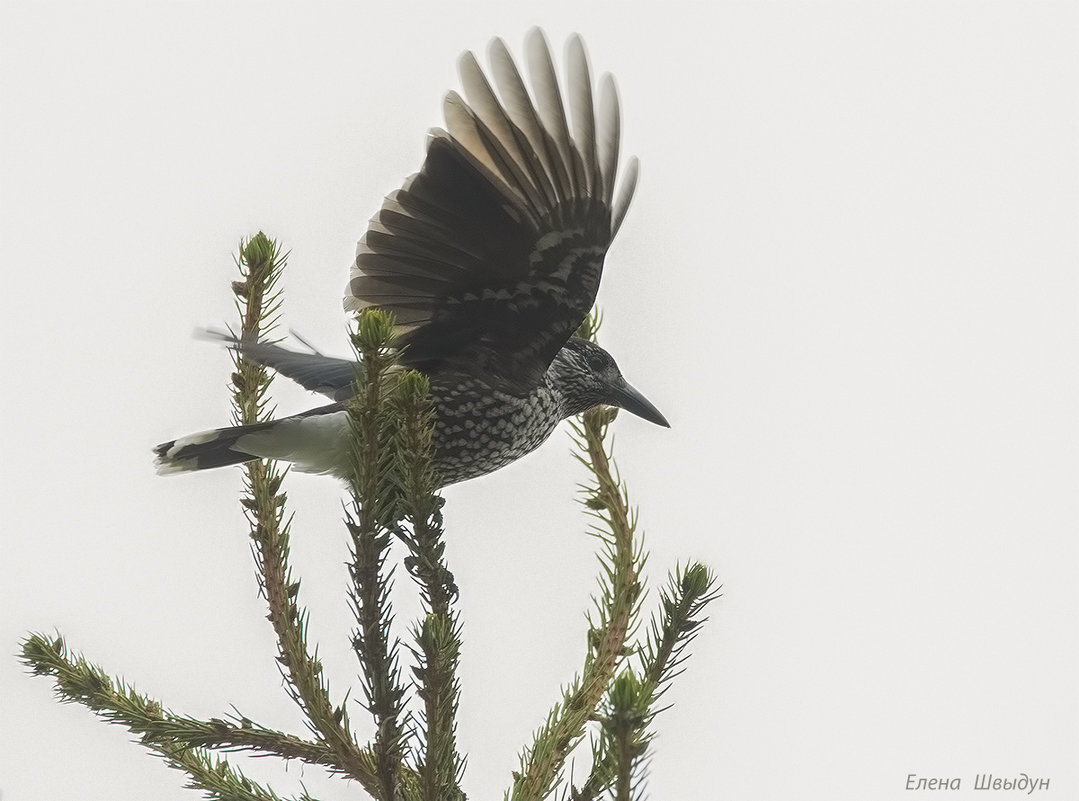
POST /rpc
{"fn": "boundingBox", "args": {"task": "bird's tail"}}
[153,420,277,474]
[154,403,350,476]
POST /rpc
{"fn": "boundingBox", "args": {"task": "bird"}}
[154,29,668,488]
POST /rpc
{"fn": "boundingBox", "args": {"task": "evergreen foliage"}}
[21,234,718,801]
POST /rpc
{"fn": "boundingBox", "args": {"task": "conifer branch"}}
[509,405,644,801]
[233,234,378,792]
[411,614,466,801]
[230,233,286,426]
[19,634,317,801]
[608,671,651,801]
[346,311,412,800]
[390,370,466,800]
[141,712,346,766]
[392,371,458,616]
[639,564,720,700]
[572,564,720,801]
[22,247,717,801]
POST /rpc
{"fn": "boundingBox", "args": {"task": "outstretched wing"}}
[344,29,638,393]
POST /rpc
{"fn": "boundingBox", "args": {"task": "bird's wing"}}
[344,29,638,393]
[239,342,357,401]
[202,330,359,401]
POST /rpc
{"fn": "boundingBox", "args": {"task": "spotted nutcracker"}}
[155,30,668,486]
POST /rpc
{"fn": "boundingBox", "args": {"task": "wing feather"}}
[458,51,551,220]
[489,36,573,207]
[596,73,621,208]
[611,156,639,239]
[345,29,638,391]
[566,34,599,198]
[526,29,581,200]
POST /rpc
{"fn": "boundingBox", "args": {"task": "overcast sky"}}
[2,2,1077,800]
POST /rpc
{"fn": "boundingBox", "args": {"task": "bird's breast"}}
[429,377,564,486]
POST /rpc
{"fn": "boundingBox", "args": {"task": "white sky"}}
[2,2,1077,800]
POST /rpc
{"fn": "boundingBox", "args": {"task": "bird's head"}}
[551,338,670,427]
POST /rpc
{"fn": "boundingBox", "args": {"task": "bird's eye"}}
[586,353,609,371]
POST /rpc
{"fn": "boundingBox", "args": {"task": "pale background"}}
[1,2,1076,800]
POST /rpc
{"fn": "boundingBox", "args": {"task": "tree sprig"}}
[21,239,718,801]
[345,309,413,800]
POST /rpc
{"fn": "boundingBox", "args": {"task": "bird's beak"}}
[610,380,670,428]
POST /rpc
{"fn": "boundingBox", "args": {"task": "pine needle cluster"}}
[21,234,719,801]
